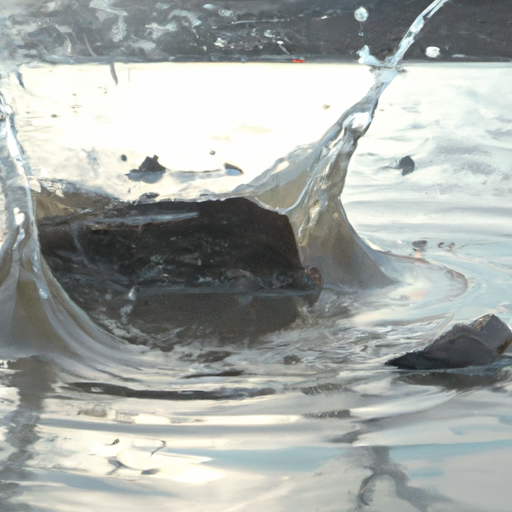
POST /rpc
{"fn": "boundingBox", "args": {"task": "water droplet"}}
[354,6,369,22]
[425,46,440,58]
[354,6,369,36]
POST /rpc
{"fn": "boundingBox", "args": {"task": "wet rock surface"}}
[388,314,512,370]
[37,190,321,348]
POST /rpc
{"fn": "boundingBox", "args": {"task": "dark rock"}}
[412,239,427,250]
[397,156,415,176]
[37,191,322,347]
[127,155,166,183]
[224,163,244,175]
[468,314,512,351]
[388,314,512,370]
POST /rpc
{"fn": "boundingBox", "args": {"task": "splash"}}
[237,0,450,288]
[0,93,140,367]
[0,0,450,361]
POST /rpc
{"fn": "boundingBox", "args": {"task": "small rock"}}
[397,156,415,176]
[388,314,512,370]
[127,155,166,183]
[412,240,428,250]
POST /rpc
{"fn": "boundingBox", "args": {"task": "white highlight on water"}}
[354,7,369,22]
[426,46,441,58]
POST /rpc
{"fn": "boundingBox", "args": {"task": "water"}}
[1,1,512,510]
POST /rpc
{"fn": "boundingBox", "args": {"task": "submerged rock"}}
[36,188,321,348]
[388,314,512,370]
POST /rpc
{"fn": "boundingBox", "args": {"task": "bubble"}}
[354,7,369,22]
[13,207,25,226]
[425,46,440,58]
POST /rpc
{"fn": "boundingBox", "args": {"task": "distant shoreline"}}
[1,0,510,67]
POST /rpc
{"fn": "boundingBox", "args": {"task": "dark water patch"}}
[196,350,232,363]
[301,382,345,396]
[0,358,55,511]
[398,155,416,175]
[68,382,275,400]
[330,429,362,444]
[2,0,510,64]
[304,409,351,419]
[181,369,244,379]
[356,446,452,510]
[396,367,511,391]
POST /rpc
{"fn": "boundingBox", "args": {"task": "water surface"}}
[1,1,512,509]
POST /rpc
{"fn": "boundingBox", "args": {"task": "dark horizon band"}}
[0,0,509,66]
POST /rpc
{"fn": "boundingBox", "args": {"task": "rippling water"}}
[1,1,512,511]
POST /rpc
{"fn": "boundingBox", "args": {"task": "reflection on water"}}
[2,2,512,511]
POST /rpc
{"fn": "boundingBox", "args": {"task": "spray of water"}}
[236,0,449,289]
[0,0,449,360]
